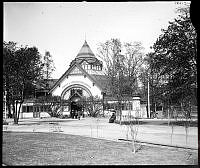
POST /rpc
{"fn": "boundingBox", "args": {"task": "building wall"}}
[20,112,34,118]
[40,112,51,118]
[20,112,50,119]
[106,97,147,119]
[52,74,102,99]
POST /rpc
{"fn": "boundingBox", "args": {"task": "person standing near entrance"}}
[75,110,78,119]
[78,111,81,120]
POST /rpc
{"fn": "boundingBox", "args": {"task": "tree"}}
[35,95,62,117]
[3,41,44,124]
[146,3,196,145]
[97,39,145,124]
[147,3,197,108]
[127,109,140,153]
[42,51,55,90]
[3,41,17,118]
[80,96,102,117]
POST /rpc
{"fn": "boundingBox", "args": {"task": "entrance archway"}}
[61,84,92,118]
[70,95,82,119]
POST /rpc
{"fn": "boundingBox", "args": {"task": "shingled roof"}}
[50,40,110,94]
[76,40,95,58]
[91,74,110,93]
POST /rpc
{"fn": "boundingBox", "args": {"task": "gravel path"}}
[3,117,198,149]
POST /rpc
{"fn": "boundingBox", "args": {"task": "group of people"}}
[71,110,84,120]
[71,110,116,123]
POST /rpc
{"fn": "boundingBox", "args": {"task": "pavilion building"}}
[49,40,147,119]
[13,40,147,119]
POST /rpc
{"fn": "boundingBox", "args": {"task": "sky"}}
[3,1,189,79]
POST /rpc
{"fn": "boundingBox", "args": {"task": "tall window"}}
[121,102,132,110]
[22,106,26,112]
[24,106,33,112]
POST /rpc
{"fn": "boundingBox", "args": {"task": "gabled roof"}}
[49,40,110,94]
[76,40,95,58]
[49,62,107,94]
[92,74,110,92]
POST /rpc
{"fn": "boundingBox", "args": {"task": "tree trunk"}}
[7,103,12,118]
[167,107,170,126]
[12,101,17,124]
[171,122,174,145]
[126,125,129,140]
[130,128,136,153]
[132,139,136,153]
[119,108,122,125]
[118,99,122,125]
[17,101,23,124]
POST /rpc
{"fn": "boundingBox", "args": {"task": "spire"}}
[76,40,95,58]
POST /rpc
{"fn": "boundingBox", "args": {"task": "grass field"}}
[2,131,197,165]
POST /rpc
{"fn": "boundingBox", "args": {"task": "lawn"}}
[2,131,198,165]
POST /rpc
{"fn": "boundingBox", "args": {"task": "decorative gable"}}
[69,66,83,75]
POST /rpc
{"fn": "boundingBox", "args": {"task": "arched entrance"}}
[70,93,82,119]
[61,84,92,118]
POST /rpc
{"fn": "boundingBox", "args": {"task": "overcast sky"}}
[3,2,188,79]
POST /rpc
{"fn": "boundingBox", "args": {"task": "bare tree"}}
[180,99,192,146]
[97,39,145,124]
[80,96,102,117]
[35,95,62,117]
[169,105,178,145]
[126,104,140,154]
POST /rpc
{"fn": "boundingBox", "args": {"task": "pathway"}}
[3,117,198,149]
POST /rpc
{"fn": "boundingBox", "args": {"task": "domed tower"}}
[70,40,103,74]
[50,40,108,102]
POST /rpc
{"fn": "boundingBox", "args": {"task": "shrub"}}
[3,120,9,125]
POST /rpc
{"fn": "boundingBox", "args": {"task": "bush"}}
[3,120,9,125]
[58,114,70,119]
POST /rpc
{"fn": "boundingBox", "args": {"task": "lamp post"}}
[102,91,105,117]
[147,75,150,118]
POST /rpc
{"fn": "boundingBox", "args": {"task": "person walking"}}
[78,111,81,120]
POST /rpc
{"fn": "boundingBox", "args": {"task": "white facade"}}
[51,67,103,99]
[50,41,104,101]
[107,96,147,119]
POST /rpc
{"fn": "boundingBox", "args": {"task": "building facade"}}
[49,40,147,118]
[12,40,147,119]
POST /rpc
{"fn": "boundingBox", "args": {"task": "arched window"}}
[62,86,91,100]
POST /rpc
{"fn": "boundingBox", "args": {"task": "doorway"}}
[70,96,83,119]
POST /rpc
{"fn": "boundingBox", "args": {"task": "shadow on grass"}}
[17,119,76,125]
[115,120,198,127]
[160,120,198,127]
